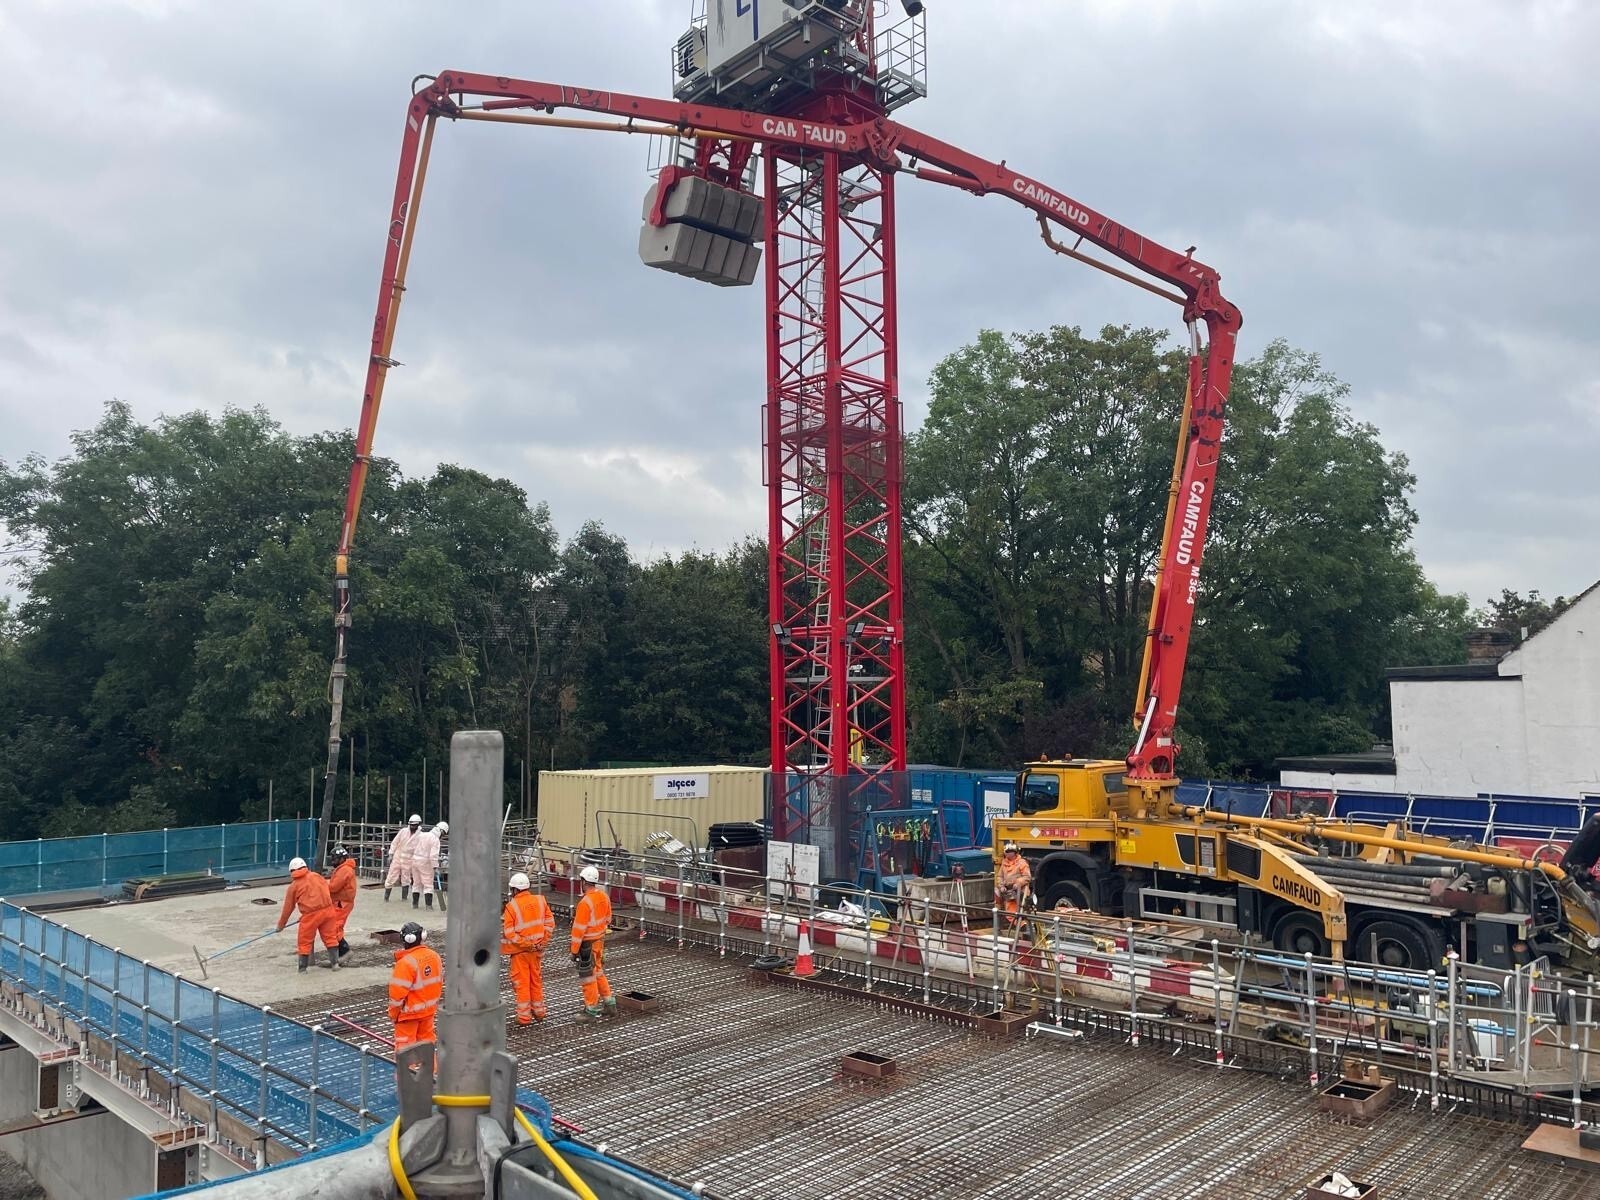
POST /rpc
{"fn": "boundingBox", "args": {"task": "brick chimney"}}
[1464,627,1515,664]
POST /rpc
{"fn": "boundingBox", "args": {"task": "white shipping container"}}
[536,766,767,853]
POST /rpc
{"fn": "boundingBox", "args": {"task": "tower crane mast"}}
[314,4,1241,871]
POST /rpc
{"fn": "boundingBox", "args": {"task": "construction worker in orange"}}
[570,864,617,1022]
[501,872,554,1025]
[995,842,1032,927]
[325,844,357,962]
[388,921,442,1058]
[278,856,340,973]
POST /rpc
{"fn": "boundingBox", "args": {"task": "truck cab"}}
[991,758,1130,912]
[1012,758,1128,821]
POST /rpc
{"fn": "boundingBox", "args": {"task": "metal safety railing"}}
[0,900,396,1167]
[0,821,318,900]
[8,833,1599,1186]
[331,819,540,884]
[524,838,1600,1130]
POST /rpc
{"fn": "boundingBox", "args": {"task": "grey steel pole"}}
[428,730,507,1190]
[1305,952,1319,1089]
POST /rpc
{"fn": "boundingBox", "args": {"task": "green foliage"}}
[0,403,766,838]
[1479,589,1573,642]
[0,326,1486,836]
[905,329,1469,778]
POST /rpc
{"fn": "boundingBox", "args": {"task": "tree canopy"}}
[0,329,1488,836]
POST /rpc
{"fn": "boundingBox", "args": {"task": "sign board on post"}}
[766,839,820,901]
[982,789,1010,829]
[653,772,709,801]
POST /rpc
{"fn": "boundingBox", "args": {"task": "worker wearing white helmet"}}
[570,864,617,1022]
[278,856,339,972]
[410,820,448,910]
[501,870,554,1024]
[384,815,424,902]
[995,841,1032,927]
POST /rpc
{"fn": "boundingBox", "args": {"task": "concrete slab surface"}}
[51,881,422,1008]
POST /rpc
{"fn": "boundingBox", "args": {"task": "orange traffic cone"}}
[794,919,816,977]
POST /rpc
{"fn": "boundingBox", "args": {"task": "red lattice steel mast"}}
[316,15,1242,868]
[763,133,907,860]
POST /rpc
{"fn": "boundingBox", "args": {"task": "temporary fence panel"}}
[0,820,317,899]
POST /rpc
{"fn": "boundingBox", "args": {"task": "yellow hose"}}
[386,1117,419,1200]
[516,1106,599,1200]
[389,1094,595,1200]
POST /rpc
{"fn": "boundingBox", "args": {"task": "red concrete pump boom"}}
[315,70,1242,861]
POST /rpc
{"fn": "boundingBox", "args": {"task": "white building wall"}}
[1391,678,1529,796]
[1498,586,1600,797]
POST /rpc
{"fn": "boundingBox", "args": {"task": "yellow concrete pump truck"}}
[991,337,1600,973]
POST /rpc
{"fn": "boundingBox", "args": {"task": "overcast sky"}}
[1,0,1595,607]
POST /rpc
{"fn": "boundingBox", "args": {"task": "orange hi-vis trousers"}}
[578,940,612,1009]
[296,907,338,955]
[509,951,546,1023]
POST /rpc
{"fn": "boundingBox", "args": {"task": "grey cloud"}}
[1,0,1595,600]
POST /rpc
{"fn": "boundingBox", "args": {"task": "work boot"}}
[384,888,392,902]
[401,886,410,900]
[297,954,310,973]
[575,1005,605,1024]
[424,894,433,909]
[325,947,341,971]
[601,996,618,1017]
[337,939,351,959]
[413,894,420,908]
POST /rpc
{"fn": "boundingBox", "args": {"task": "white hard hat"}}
[434,821,448,834]
[1003,842,1019,853]
[579,865,600,884]
[408,814,421,824]
[509,872,531,892]
[289,857,307,871]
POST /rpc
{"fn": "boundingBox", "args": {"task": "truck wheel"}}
[1354,917,1441,972]
[1040,878,1093,912]
[1271,911,1330,958]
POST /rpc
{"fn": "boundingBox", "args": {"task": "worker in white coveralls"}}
[385,814,423,902]
[410,821,448,909]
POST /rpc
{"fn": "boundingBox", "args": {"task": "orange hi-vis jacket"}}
[570,886,612,955]
[996,854,1032,900]
[279,869,332,927]
[501,891,554,954]
[329,859,357,909]
[389,945,444,1023]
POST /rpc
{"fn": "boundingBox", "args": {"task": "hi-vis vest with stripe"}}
[570,887,612,953]
[389,946,443,1020]
[502,891,554,955]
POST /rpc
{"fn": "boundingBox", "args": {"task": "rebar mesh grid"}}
[277,933,1596,1200]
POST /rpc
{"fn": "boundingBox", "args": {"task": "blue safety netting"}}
[0,900,393,1148]
[0,820,316,899]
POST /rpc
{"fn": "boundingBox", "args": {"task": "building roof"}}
[1276,750,1397,775]
[1499,576,1600,670]
[1385,662,1517,682]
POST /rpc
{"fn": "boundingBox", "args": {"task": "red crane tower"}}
[315,3,1241,876]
